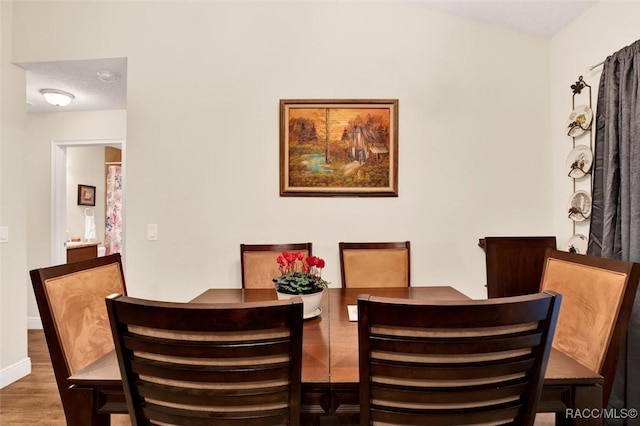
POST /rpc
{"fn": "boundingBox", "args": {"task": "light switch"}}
[0,226,8,243]
[147,224,158,241]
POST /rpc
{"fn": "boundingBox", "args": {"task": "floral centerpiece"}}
[273,251,329,294]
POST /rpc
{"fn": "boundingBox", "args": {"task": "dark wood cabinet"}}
[480,236,556,298]
[66,243,98,263]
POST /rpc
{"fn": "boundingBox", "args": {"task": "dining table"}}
[67,287,604,426]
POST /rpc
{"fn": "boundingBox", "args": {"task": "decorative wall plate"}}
[567,105,593,137]
[567,190,592,221]
[566,145,593,178]
[567,234,588,254]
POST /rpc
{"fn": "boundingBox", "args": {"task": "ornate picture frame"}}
[280,99,398,197]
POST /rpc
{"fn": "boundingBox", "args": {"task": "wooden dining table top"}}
[190,288,331,383]
[190,287,602,384]
[69,286,602,390]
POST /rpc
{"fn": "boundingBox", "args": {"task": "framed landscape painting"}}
[280,99,398,197]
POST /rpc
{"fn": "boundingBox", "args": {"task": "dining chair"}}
[107,294,303,426]
[481,236,557,298]
[358,292,561,426]
[539,249,640,406]
[29,254,127,424]
[240,242,312,289]
[339,241,410,288]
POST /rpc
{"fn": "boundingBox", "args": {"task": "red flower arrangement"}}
[273,251,329,295]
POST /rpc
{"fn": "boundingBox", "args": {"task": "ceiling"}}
[425,0,595,39]
[18,57,127,113]
[17,1,594,113]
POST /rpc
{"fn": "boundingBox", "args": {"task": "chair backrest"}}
[339,241,410,288]
[539,249,640,404]
[240,242,312,289]
[107,294,303,426]
[29,254,126,420]
[358,292,561,426]
[483,236,557,298]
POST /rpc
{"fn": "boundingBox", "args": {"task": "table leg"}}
[67,386,111,426]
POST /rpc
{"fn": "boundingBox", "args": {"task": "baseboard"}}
[0,356,31,389]
[27,316,43,330]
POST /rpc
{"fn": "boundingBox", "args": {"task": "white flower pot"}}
[276,289,324,319]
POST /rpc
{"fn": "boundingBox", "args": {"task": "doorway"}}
[51,138,126,265]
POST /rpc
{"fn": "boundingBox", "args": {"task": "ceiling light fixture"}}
[40,89,75,107]
[97,70,117,82]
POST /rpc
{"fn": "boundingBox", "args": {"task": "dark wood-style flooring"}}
[0,330,130,425]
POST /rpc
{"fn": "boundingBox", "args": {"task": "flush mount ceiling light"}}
[40,89,75,107]
[97,70,117,82]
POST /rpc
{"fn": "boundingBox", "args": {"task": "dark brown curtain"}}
[588,39,640,426]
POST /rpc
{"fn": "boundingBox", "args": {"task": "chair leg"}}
[67,386,111,426]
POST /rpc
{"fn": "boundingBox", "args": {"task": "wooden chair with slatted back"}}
[29,254,127,424]
[539,249,640,406]
[240,242,312,289]
[358,292,561,426]
[107,294,303,426]
[339,241,410,288]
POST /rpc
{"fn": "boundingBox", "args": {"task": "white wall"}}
[66,146,106,244]
[25,110,126,318]
[1,0,29,388]
[549,2,640,249]
[5,0,640,389]
[12,1,553,304]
